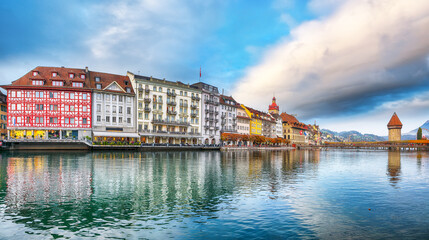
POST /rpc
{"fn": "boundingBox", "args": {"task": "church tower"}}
[268,97,279,115]
[387,112,402,141]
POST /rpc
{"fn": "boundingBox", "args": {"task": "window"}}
[139,112,142,119]
[26,117,30,124]
[52,81,63,86]
[83,106,87,112]
[119,106,123,114]
[69,73,74,78]
[32,80,43,85]
[65,105,69,111]
[72,82,83,87]
[106,94,110,100]
[126,87,131,93]
[127,118,131,124]
[127,97,131,103]
[113,106,116,113]
[49,117,58,123]
[50,105,58,111]
[97,116,101,122]
[145,113,149,119]
[65,118,69,124]
[32,71,38,76]
[70,118,75,124]
[106,116,110,123]
[119,96,123,102]
[83,93,87,100]
[95,77,100,82]
[112,117,116,123]
[70,93,75,99]
[96,93,101,100]
[106,105,110,113]
[96,84,102,89]
[83,118,87,124]
[70,105,75,111]
[35,91,43,98]
[153,86,156,91]
[49,92,58,98]
[119,117,122,123]
[97,104,101,112]
[36,117,44,123]
[112,95,117,101]
[127,107,131,115]
[26,92,31,98]
[80,74,85,79]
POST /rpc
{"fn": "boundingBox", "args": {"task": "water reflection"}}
[0,150,428,239]
[387,151,401,187]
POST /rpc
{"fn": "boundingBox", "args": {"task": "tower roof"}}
[269,96,279,111]
[387,112,402,128]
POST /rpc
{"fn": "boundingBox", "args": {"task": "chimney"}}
[85,66,89,73]
[222,88,224,95]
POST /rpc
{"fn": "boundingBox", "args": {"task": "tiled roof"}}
[89,71,134,94]
[268,97,279,111]
[246,106,275,122]
[281,112,307,130]
[387,112,403,127]
[5,66,91,90]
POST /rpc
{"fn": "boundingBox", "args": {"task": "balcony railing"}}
[192,96,200,101]
[144,98,151,103]
[180,103,188,108]
[153,99,163,104]
[190,104,198,109]
[191,113,197,118]
[144,107,151,112]
[145,88,150,93]
[152,119,190,126]
[167,101,176,106]
[167,110,177,115]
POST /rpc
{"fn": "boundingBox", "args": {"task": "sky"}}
[1,0,429,135]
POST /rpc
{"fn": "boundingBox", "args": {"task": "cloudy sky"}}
[1,0,429,135]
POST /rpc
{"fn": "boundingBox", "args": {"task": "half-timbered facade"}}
[1,67,92,140]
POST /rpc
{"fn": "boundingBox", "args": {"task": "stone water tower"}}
[387,112,402,141]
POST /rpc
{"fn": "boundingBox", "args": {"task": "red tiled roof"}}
[269,97,279,111]
[220,95,238,107]
[387,112,402,128]
[89,71,134,94]
[281,112,307,130]
[5,66,90,90]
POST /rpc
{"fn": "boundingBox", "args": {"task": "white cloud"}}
[233,0,429,133]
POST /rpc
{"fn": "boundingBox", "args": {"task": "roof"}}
[387,112,403,128]
[245,106,275,122]
[129,72,199,91]
[89,71,134,94]
[219,95,238,107]
[3,66,91,90]
[280,112,308,130]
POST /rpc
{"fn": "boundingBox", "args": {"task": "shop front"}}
[93,132,140,145]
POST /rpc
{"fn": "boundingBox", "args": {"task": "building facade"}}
[220,95,238,134]
[2,67,92,140]
[90,71,138,143]
[387,112,402,141]
[241,105,262,136]
[236,105,250,135]
[268,96,282,138]
[0,91,7,139]
[191,82,221,144]
[281,112,307,144]
[128,72,202,144]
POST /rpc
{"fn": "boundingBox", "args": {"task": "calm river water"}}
[0,150,428,239]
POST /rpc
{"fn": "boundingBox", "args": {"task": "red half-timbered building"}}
[1,66,92,140]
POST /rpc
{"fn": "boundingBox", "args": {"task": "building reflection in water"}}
[387,151,401,187]
[0,150,321,233]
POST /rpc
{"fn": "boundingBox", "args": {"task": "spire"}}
[387,112,403,129]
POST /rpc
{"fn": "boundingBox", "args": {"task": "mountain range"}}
[322,120,429,142]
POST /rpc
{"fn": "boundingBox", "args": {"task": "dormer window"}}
[32,71,38,76]
[32,80,44,85]
[72,82,83,88]
[52,81,63,86]
[95,77,100,82]
[69,73,74,78]
[52,72,57,77]
[80,74,85,79]
[124,80,128,85]
[96,83,102,89]
[126,87,131,93]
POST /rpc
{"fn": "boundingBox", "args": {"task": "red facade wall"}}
[7,89,92,129]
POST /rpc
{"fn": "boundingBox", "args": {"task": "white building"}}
[128,72,202,144]
[90,71,139,143]
[219,95,238,134]
[191,82,221,145]
[236,106,250,135]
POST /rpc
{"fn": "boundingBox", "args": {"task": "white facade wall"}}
[220,104,237,133]
[236,108,250,135]
[200,91,221,144]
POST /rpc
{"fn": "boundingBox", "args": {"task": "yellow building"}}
[241,105,262,135]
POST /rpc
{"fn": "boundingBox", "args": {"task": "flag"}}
[199,66,201,78]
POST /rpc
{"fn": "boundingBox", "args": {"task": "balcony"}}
[145,88,150,93]
[192,96,200,101]
[144,98,151,103]
[191,113,197,118]
[215,119,219,123]
[205,109,214,114]
[190,104,198,109]
[167,101,176,106]
[180,103,188,108]
[215,111,219,115]
[167,110,177,115]
[138,87,143,91]
[152,119,190,126]
[154,99,163,104]
[144,107,151,112]
[166,92,177,97]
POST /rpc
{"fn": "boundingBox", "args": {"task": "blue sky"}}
[1,0,429,135]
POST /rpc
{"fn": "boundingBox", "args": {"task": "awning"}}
[93,131,140,138]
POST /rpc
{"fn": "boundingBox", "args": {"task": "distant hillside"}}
[321,129,387,142]
[406,120,429,136]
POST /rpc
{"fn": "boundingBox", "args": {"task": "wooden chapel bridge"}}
[318,140,429,151]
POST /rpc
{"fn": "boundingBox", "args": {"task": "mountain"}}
[406,120,429,136]
[321,129,387,142]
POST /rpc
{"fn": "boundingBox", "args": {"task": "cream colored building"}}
[128,72,202,144]
[237,105,250,135]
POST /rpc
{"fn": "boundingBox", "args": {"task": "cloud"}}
[233,0,429,121]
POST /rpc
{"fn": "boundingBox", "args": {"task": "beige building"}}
[237,105,250,135]
[387,112,402,141]
[128,72,202,144]
[281,112,307,144]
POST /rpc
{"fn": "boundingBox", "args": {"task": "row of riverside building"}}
[0,66,321,145]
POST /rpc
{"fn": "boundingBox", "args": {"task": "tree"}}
[417,127,423,140]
